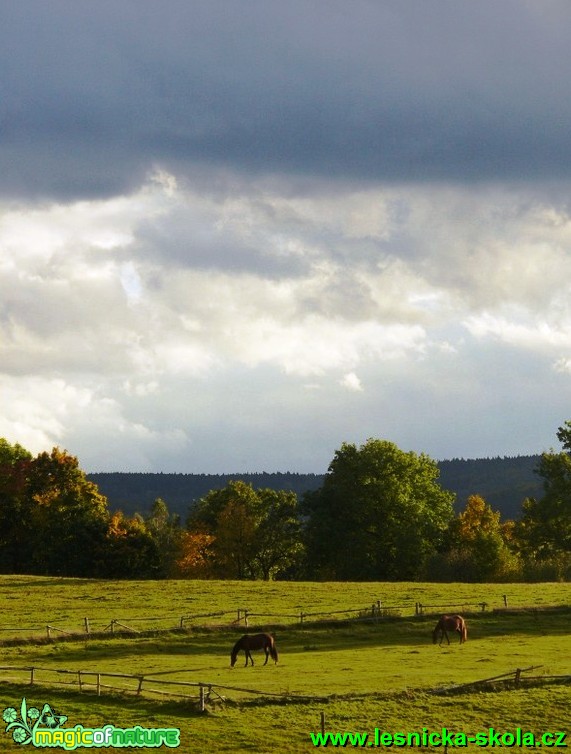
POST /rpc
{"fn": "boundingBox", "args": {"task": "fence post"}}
[30,668,34,686]
[200,685,206,713]
[78,671,82,692]
[84,617,90,635]
[480,602,488,612]
[514,668,521,687]
[46,626,51,640]
[97,674,101,696]
[300,611,305,624]
[320,711,325,736]
[503,595,508,607]
[244,610,249,627]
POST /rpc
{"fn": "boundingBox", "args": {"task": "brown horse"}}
[432,614,467,646]
[230,632,279,667]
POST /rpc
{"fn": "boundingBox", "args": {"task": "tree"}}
[215,497,259,579]
[0,440,195,578]
[0,439,33,572]
[190,481,304,580]
[145,498,184,577]
[250,488,303,580]
[190,481,259,578]
[25,447,110,576]
[176,532,216,577]
[303,439,454,580]
[516,421,571,578]
[439,495,520,581]
[102,511,162,578]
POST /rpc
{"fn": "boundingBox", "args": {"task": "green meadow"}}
[0,577,568,752]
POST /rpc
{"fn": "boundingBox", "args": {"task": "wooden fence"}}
[0,662,567,710]
[0,596,564,644]
[414,600,491,615]
[0,664,323,710]
[433,665,571,695]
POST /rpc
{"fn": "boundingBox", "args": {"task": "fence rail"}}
[0,665,323,709]
[0,597,567,644]
[0,661,567,710]
[432,665,571,694]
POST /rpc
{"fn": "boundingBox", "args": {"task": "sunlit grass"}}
[0,576,569,638]
[0,578,568,752]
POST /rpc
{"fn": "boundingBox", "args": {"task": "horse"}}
[230,632,279,667]
[432,614,467,646]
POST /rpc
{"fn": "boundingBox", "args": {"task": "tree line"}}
[0,426,569,581]
[87,457,543,521]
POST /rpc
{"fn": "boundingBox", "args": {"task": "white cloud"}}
[340,372,363,392]
[3,172,571,470]
[0,376,92,453]
[553,357,571,375]
[464,311,571,351]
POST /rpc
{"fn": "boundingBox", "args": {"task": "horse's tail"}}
[461,620,468,643]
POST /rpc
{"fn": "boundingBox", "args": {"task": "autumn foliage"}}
[0,426,569,581]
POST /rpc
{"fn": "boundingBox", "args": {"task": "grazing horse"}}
[432,614,467,646]
[230,632,279,667]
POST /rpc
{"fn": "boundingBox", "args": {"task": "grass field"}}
[0,577,568,752]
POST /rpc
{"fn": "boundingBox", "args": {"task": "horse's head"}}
[230,651,237,668]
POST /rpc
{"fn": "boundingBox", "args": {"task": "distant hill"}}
[88,472,324,521]
[88,455,545,523]
[437,455,543,520]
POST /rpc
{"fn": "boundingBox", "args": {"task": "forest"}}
[88,455,543,520]
[0,428,569,583]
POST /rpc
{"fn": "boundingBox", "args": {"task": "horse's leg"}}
[245,650,251,667]
[263,647,269,665]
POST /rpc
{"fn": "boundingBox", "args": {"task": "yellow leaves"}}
[176,532,216,577]
[108,511,131,537]
[456,494,502,541]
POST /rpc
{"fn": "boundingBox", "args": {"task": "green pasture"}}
[0,578,568,752]
[0,575,569,638]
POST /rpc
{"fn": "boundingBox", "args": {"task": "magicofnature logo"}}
[2,698,180,749]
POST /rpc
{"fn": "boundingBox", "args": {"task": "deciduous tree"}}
[441,494,519,581]
[145,498,184,577]
[190,481,303,579]
[103,511,162,578]
[303,439,454,580]
[26,447,110,576]
[0,439,33,572]
[517,421,571,578]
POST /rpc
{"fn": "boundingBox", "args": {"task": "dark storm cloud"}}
[1,0,571,201]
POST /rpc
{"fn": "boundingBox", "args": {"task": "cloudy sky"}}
[2,0,571,473]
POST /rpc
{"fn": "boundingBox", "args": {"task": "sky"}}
[2,0,571,473]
